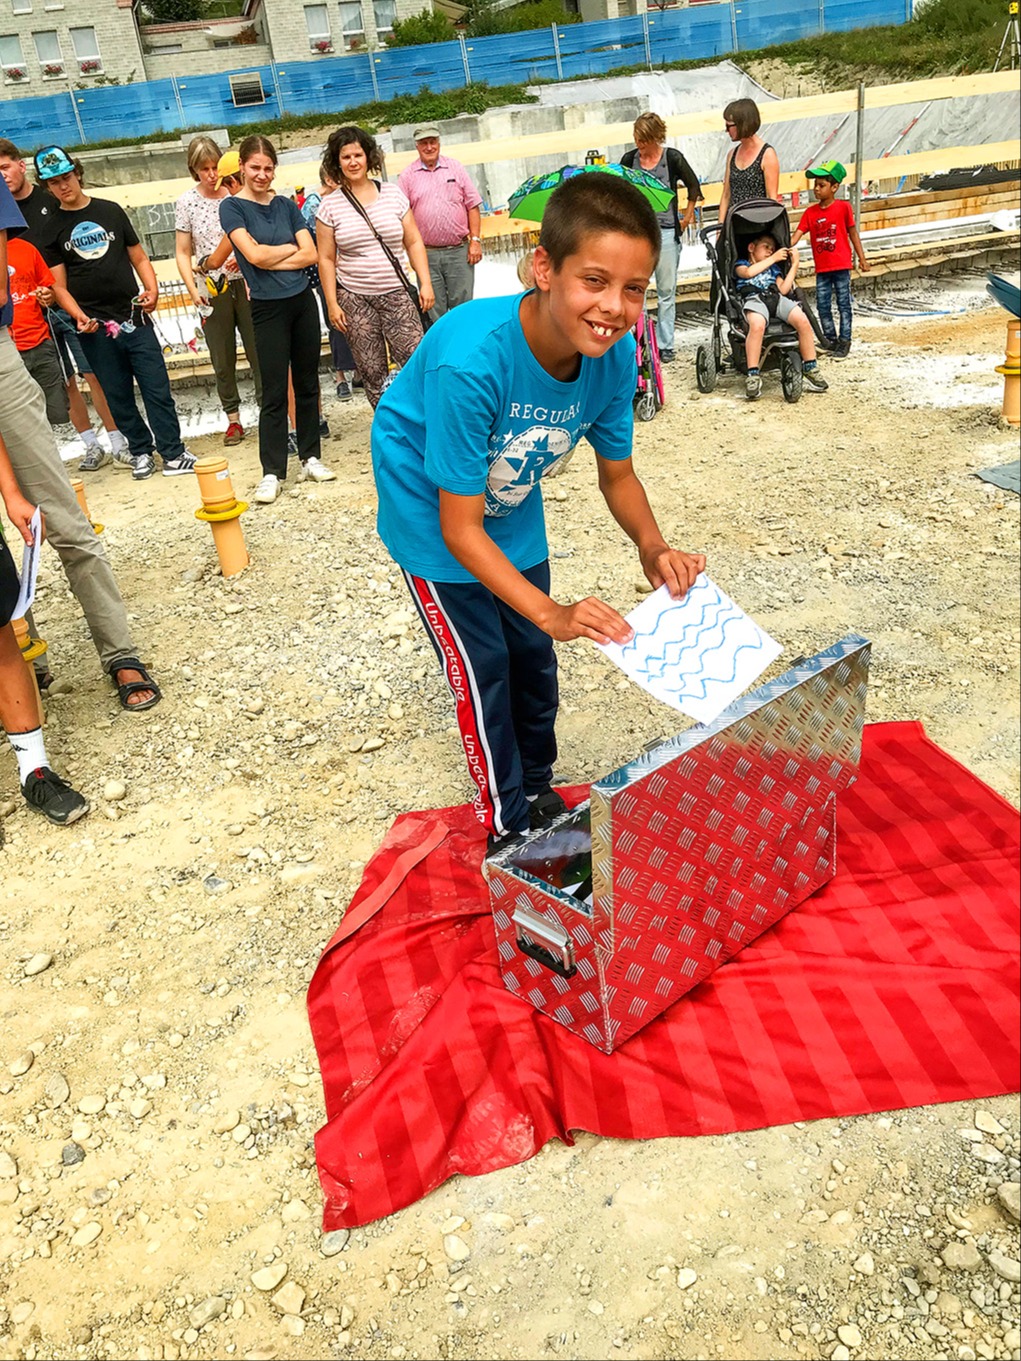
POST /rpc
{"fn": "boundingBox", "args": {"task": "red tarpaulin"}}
[308,722,1021,1229]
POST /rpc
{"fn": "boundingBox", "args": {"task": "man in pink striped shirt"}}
[397,125,483,320]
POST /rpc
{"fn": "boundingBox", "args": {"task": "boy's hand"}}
[5,494,42,547]
[35,286,55,307]
[858,258,871,272]
[76,315,98,333]
[640,546,706,599]
[542,597,634,646]
[137,289,158,313]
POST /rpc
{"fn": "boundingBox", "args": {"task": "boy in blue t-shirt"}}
[372,174,706,857]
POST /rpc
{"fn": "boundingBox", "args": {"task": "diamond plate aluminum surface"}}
[488,634,870,1053]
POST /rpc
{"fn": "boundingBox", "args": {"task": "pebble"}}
[996,1182,1021,1222]
[974,1109,1005,1135]
[9,1049,34,1076]
[252,1263,288,1292]
[320,1229,350,1257]
[203,874,231,895]
[103,780,127,802]
[271,1281,305,1315]
[43,1072,70,1108]
[23,953,53,977]
[986,1250,1021,1283]
[61,1141,86,1166]
[10,1302,34,1325]
[832,1348,851,1361]
[677,1268,698,1289]
[0,1150,17,1179]
[837,1323,863,1348]
[942,1242,983,1272]
[972,1145,1004,1164]
[189,1296,227,1329]
[129,1098,152,1119]
[77,1095,105,1115]
[443,1233,470,1262]
[213,1110,241,1135]
[361,736,385,753]
[853,1251,875,1276]
[440,1215,465,1234]
[70,1223,102,1248]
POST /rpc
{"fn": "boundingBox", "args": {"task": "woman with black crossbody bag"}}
[315,125,434,409]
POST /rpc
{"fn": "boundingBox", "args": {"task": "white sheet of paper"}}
[596,574,782,725]
[12,508,42,621]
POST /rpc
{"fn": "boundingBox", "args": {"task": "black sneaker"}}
[21,767,90,826]
[660,348,675,364]
[336,378,352,402]
[528,786,567,831]
[319,418,331,440]
[803,365,829,392]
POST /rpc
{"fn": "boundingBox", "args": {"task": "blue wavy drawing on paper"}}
[617,579,770,704]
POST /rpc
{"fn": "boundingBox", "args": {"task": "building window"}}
[304,4,333,52]
[33,28,63,76]
[372,0,395,42]
[69,25,102,74]
[0,31,28,80]
[11,0,32,16]
[339,1,364,51]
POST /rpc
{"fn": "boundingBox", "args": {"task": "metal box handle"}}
[513,904,577,979]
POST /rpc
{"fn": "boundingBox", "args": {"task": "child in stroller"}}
[737,233,827,400]
[696,199,829,404]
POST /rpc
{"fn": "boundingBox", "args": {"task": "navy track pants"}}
[403,561,558,838]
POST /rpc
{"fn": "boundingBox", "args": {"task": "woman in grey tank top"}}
[717,99,780,222]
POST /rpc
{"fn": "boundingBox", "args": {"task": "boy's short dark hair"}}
[539,173,660,269]
[0,138,23,161]
[723,98,762,139]
[749,233,778,251]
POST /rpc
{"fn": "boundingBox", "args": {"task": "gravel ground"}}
[0,287,1018,1361]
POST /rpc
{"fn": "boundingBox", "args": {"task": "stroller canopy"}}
[721,199,792,278]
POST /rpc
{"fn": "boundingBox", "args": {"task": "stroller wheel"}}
[635,390,658,422]
[781,353,803,404]
[695,344,717,394]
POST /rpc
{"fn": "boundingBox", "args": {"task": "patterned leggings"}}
[337,287,424,408]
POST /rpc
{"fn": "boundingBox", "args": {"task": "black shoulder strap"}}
[342,182,414,293]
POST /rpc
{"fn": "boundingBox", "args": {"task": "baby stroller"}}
[696,199,820,404]
[633,306,665,422]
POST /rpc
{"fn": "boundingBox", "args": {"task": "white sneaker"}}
[253,474,281,504]
[299,457,336,484]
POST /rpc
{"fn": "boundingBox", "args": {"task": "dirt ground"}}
[0,292,1019,1361]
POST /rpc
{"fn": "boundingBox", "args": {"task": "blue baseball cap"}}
[34,146,76,180]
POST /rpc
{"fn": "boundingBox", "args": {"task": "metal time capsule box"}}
[487,634,870,1053]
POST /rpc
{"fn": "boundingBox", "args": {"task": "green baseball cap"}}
[807,160,847,184]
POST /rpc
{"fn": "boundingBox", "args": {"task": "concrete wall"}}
[0,0,144,96]
[143,42,274,82]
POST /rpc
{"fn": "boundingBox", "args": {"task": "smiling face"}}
[338,141,368,184]
[415,136,441,169]
[534,229,655,361]
[241,151,276,194]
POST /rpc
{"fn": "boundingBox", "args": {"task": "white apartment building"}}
[0,0,431,101]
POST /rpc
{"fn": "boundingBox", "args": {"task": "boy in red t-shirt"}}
[7,235,97,422]
[791,160,870,359]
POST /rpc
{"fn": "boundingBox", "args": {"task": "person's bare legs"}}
[744,311,767,369]
[66,380,94,436]
[0,624,42,733]
[81,372,118,435]
[789,306,817,364]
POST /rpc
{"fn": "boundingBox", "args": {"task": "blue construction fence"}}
[0,0,910,150]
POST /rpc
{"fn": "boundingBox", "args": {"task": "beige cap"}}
[413,124,441,142]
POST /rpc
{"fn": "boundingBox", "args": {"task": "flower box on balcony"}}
[311,39,334,53]
[79,59,101,74]
[4,67,28,82]
[42,62,65,77]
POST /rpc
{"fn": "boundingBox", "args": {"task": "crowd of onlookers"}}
[0,99,871,829]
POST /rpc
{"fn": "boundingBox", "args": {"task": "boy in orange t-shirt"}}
[7,235,96,423]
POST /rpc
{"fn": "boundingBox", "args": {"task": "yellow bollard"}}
[69,476,104,534]
[194,456,249,577]
[10,616,46,728]
[996,319,1020,426]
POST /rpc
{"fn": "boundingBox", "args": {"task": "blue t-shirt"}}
[0,176,28,330]
[372,292,636,584]
[737,259,784,293]
[219,194,309,300]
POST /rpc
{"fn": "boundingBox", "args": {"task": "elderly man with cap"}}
[397,125,483,320]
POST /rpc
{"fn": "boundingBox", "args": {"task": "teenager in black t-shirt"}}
[0,136,126,470]
[35,146,195,481]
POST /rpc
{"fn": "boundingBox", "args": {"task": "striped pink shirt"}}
[396,155,482,249]
[316,182,410,296]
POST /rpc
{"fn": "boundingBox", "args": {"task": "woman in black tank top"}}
[717,98,780,222]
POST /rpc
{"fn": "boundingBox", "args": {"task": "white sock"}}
[108,430,127,453]
[80,426,99,448]
[8,728,49,783]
